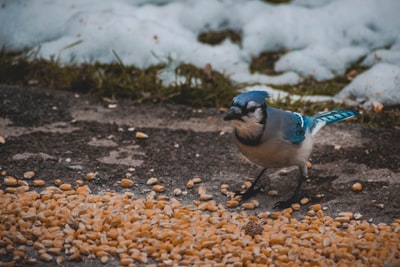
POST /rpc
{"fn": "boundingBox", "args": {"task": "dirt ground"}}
[1,85,400,265]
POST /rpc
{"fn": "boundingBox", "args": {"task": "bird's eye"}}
[247,106,257,113]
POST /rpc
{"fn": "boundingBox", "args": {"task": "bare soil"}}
[1,85,399,265]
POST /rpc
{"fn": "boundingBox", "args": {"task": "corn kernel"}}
[351,182,362,192]
[85,172,96,180]
[121,178,134,187]
[192,177,202,183]
[23,171,35,179]
[153,185,165,193]
[146,177,158,185]
[186,179,194,189]
[59,183,72,191]
[32,179,45,187]
[4,176,17,186]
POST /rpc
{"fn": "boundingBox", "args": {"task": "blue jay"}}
[224,90,360,209]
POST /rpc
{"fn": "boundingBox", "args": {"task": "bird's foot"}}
[235,185,264,201]
[273,194,308,210]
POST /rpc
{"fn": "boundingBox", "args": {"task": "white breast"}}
[233,131,314,168]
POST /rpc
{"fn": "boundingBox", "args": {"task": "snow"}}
[335,63,400,109]
[1,0,399,106]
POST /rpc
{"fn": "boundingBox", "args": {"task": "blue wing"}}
[267,107,310,145]
[282,112,311,144]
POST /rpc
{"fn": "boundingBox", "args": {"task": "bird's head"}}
[224,90,269,125]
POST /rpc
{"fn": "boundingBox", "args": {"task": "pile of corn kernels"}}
[1,177,400,266]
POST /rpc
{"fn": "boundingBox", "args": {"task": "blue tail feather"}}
[308,110,360,136]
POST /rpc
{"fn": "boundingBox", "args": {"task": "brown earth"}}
[0,85,399,266]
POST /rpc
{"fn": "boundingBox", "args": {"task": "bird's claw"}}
[273,193,309,210]
[234,185,264,201]
[273,200,292,209]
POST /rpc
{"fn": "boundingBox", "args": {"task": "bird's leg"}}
[273,166,308,209]
[235,168,267,200]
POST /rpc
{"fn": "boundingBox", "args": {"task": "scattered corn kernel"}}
[220,184,229,190]
[335,216,351,223]
[338,212,353,218]
[192,177,202,184]
[59,183,72,191]
[186,179,194,189]
[153,185,165,193]
[85,172,96,180]
[251,199,260,208]
[198,186,206,195]
[121,178,134,187]
[199,194,213,201]
[300,197,310,205]
[220,188,229,196]
[241,202,256,210]
[39,253,52,262]
[242,181,252,189]
[17,180,28,186]
[352,182,363,192]
[311,204,321,211]
[100,255,109,264]
[4,176,17,186]
[23,171,35,179]
[306,161,312,169]
[267,190,279,196]
[291,203,301,211]
[0,181,398,267]
[75,179,84,186]
[354,212,363,220]
[32,179,45,187]
[226,200,240,208]
[173,188,182,196]
[146,177,158,185]
[135,132,148,139]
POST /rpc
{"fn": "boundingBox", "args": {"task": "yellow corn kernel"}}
[121,178,134,187]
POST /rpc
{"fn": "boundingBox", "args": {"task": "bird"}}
[223,90,360,209]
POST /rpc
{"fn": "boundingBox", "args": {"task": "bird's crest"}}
[232,91,269,106]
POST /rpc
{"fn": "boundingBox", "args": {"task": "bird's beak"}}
[224,106,242,121]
